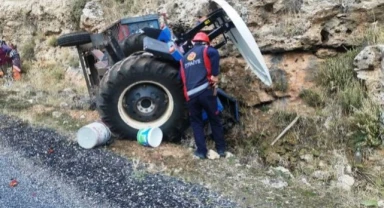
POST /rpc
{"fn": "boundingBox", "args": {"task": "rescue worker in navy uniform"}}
[179,32,226,159]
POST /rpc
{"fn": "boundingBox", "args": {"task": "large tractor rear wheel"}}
[96,53,188,142]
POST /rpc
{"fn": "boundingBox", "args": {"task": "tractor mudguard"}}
[143,37,183,62]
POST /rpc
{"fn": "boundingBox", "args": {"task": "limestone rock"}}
[80,0,105,33]
[52,111,63,118]
[335,174,355,191]
[378,200,384,208]
[0,0,74,43]
[207,149,220,160]
[318,160,327,169]
[225,151,235,159]
[300,177,311,186]
[270,166,294,179]
[60,102,70,109]
[311,170,331,180]
[353,45,384,104]
[261,177,288,189]
[300,154,314,163]
[65,67,85,87]
[315,48,338,58]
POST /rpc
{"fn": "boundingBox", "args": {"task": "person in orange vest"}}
[8,43,22,81]
[179,32,226,159]
[0,40,12,78]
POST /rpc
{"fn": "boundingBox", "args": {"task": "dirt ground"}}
[1,78,382,208]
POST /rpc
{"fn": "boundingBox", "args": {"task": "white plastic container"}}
[77,121,111,149]
[137,127,163,148]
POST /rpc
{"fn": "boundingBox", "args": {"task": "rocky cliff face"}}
[80,0,384,106]
[1,0,383,106]
[0,1,74,42]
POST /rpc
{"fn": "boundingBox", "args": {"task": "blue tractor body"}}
[89,13,239,123]
[57,7,241,141]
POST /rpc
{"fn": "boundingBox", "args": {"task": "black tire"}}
[120,33,146,57]
[57,32,92,47]
[96,53,189,142]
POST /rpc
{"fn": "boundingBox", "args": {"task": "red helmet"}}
[192,32,210,43]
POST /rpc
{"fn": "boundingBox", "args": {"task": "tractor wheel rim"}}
[118,81,174,130]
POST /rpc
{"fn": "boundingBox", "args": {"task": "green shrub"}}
[349,99,383,147]
[315,49,360,93]
[299,89,325,108]
[47,36,58,47]
[354,23,384,46]
[21,38,36,61]
[21,60,33,74]
[272,111,298,126]
[70,0,88,29]
[270,69,289,92]
[338,81,366,114]
[68,55,80,68]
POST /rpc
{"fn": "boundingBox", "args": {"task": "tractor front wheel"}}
[96,53,188,142]
[57,32,92,47]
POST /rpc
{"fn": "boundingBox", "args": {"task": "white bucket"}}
[77,121,111,149]
[137,127,163,148]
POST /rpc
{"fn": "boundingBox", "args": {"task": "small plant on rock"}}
[47,36,58,47]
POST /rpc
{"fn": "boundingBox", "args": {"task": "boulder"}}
[80,0,105,33]
[261,177,288,189]
[0,0,74,43]
[353,45,384,105]
[335,174,355,191]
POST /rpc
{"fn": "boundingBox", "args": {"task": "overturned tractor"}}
[57,0,272,142]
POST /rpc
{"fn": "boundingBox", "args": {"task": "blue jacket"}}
[179,43,220,100]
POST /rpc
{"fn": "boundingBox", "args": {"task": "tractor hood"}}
[212,0,272,86]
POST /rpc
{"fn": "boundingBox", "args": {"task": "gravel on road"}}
[0,114,237,208]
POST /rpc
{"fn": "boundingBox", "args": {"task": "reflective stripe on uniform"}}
[187,82,209,96]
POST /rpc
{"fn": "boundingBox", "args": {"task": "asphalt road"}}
[0,114,237,208]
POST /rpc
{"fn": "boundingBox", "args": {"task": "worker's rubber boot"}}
[194,151,207,159]
[217,150,226,158]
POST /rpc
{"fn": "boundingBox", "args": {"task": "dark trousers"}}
[187,88,226,155]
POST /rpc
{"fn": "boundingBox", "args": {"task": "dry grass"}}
[299,88,326,108]
[99,0,148,24]
[281,0,303,14]
[70,0,88,29]
[270,69,289,92]
[352,22,384,46]
[271,11,309,37]
[20,37,36,61]
[315,48,361,92]
[47,36,58,47]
